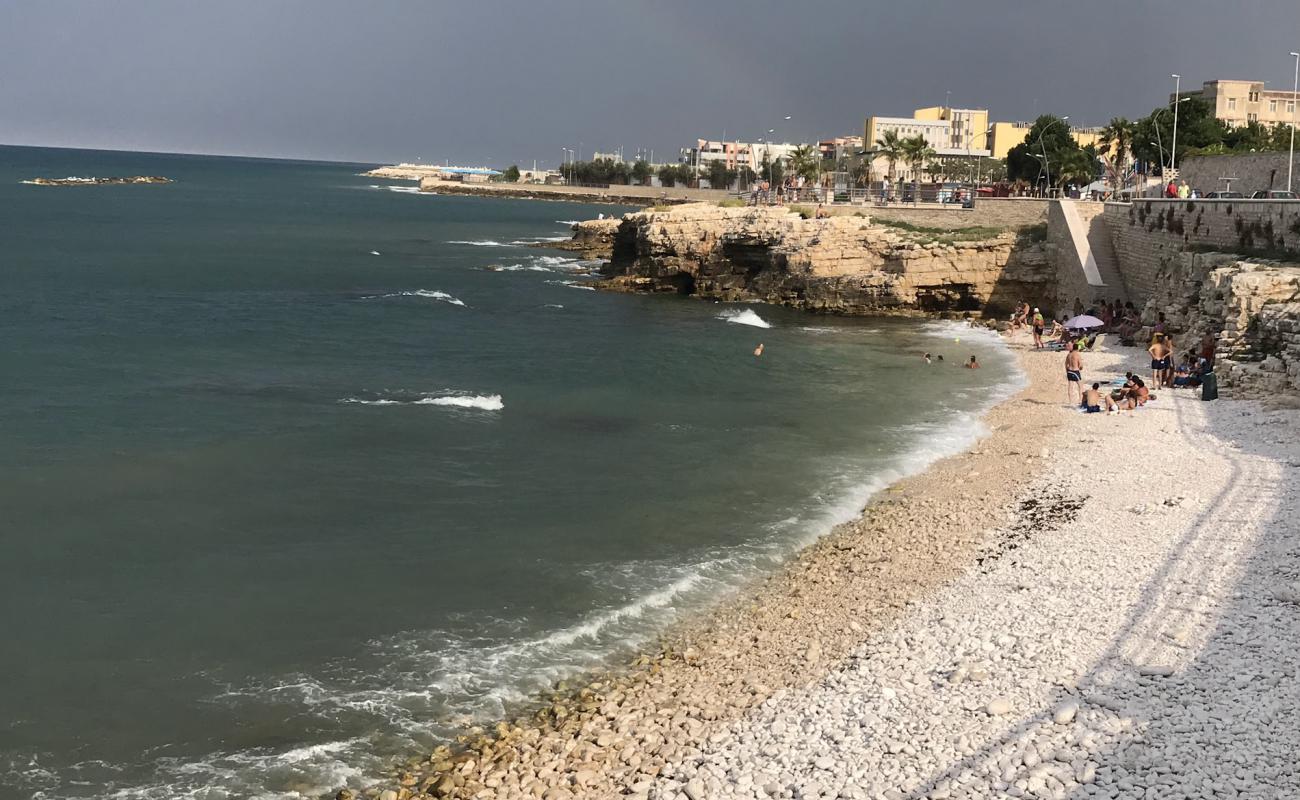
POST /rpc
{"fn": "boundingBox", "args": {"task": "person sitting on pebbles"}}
[1081,382,1120,414]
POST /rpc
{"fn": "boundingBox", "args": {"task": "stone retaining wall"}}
[1103,198,1300,302]
[1133,250,1300,399]
[1179,151,1298,196]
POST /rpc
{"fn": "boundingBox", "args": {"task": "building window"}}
[1248,113,1258,123]
[1289,101,1297,114]
[1227,98,1237,111]
[1270,99,1278,112]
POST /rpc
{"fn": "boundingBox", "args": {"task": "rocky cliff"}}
[595,204,1052,316]
[539,218,621,259]
[1138,250,1300,399]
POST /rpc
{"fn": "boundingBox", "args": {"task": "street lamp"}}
[1289,52,1299,192]
[1033,116,1068,195]
[1170,74,1182,174]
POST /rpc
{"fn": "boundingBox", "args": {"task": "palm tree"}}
[789,144,820,184]
[900,135,936,202]
[1099,117,1134,196]
[874,130,904,198]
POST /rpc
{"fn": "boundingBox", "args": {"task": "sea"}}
[0,145,1023,799]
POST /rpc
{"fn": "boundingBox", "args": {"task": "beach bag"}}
[1201,371,1218,401]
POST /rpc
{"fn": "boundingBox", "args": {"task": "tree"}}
[925,161,947,182]
[758,153,785,186]
[1223,120,1278,152]
[900,135,935,196]
[980,158,1008,183]
[631,160,652,186]
[1098,117,1133,191]
[874,130,904,194]
[657,164,679,187]
[1006,115,1079,186]
[789,144,820,182]
[705,159,736,190]
[501,165,521,182]
[1131,97,1226,171]
[848,158,871,187]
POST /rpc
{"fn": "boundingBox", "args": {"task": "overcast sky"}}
[3,0,1297,166]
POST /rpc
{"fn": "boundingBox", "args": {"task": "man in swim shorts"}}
[1148,333,1172,388]
[1031,307,1045,349]
[1064,342,1083,405]
[1082,382,1104,413]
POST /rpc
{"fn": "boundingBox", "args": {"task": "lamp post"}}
[1289,52,1299,192]
[1033,116,1068,195]
[1170,74,1182,175]
[967,125,994,205]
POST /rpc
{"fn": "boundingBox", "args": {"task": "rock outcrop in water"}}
[22,175,172,186]
[594,204,1052,315]
[537,218,622,259]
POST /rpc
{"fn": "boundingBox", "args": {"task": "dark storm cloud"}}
[2,0,1297,164]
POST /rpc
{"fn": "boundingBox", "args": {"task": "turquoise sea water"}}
[0,145,1020,799]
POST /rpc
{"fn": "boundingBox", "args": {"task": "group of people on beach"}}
[1065,341,1155,414]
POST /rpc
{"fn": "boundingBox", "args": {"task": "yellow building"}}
[913,106,991,151]
[989,121,1104,160]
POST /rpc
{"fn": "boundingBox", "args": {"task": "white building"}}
[679,139,804,173]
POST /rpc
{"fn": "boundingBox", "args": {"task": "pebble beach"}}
[376,333,1300,800]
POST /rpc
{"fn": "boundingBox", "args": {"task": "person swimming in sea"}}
[966,355,980,369]
[753,343,764,357]
[924,352,932,364]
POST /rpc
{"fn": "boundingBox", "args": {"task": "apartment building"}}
[1175,79,1299,128]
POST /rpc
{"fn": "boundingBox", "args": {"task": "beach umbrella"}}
[1063,314,1104,330]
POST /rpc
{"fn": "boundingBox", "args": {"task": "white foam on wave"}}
[446,239,513,247]
[340,393,503,411]
[415,395,504,410]
[546,280,596,291]
[365,289,465,306]
[489,263,552,272]
[556,219,581,225]
[718,308,772,328]
[510,236,570,244]
[369,250,381,256]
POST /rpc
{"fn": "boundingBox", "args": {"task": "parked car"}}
[1204,190,1244,199]
[1250,190,1299,199]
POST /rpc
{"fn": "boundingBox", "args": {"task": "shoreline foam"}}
[362,324,1064,798]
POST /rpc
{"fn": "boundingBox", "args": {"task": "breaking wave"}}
[363,290,465,306]
[446,240,513,247]
[718,308,772,328]
[340,393,503,411]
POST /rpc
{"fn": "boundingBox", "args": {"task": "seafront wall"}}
[1103,198,1300,302]
[1179,151,1297,196]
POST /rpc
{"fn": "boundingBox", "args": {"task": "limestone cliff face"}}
[597,204,1051,315]
[1140,250,1300,398]
[540,218,621,259]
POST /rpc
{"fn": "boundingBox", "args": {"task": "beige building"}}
[1176,79,1299,128]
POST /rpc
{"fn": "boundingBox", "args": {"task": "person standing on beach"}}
[1065,342,1083,404]
[1148,334,1172,388]
[1031,307,1045,349]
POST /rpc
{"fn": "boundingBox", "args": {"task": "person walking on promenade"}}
[1065,342,1083,405]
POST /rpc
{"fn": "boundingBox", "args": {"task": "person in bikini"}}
[1064,342,1083,405]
